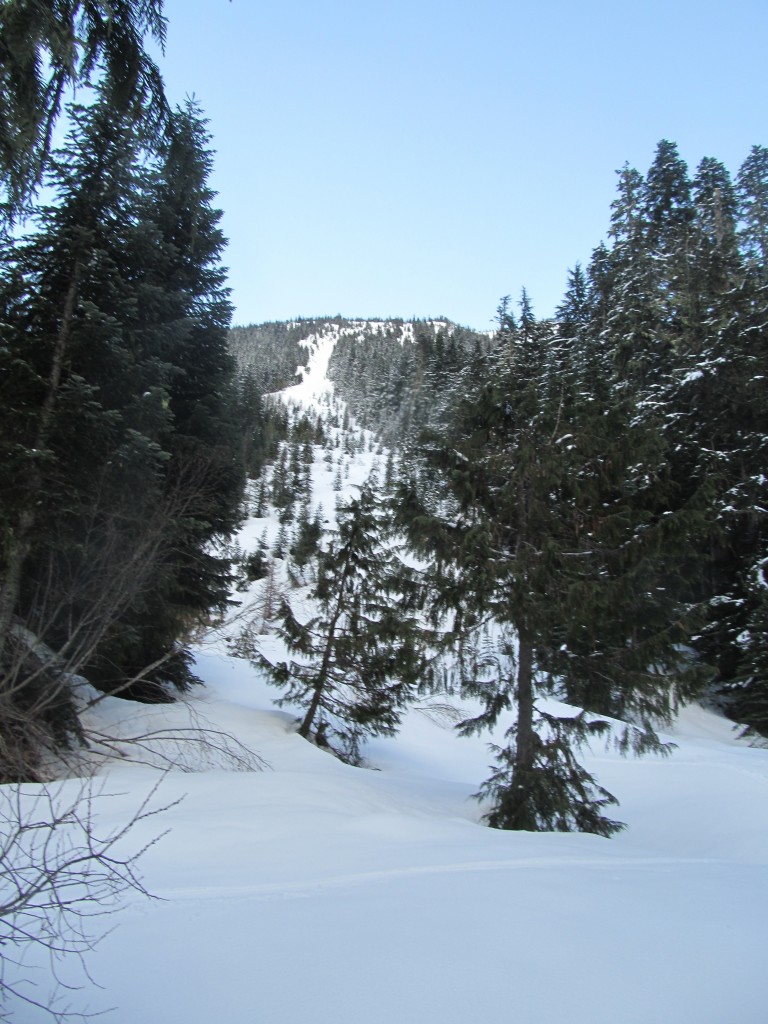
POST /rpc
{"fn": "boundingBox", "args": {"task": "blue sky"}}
[159,0,767,331]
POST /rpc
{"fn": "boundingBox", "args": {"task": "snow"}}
[5,323,767,1022]
[682,368,705,384]
[278,326,339,405]
[8,656,767,1023]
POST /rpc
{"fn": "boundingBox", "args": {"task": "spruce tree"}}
[686,271,768,728]
[736,145,768,276]
[0,96,170,772]
[0,88,242,779]
[604,162,670,388]
[651,147,768,734]
[0,96,159,631]
[680,156,741,356]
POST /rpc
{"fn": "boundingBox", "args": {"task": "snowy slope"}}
[5,328,767,1023]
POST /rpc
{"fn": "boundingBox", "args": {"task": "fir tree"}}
[736,145,768,276]
[399,290,705,835]
[74,98,242,696]
[0,87,242,775]
[605,162,670,387]
[0,0,168,216]
[0,96,172,771]
[255,484,429,764]
[290,503,323,569]
[684,156,741,354]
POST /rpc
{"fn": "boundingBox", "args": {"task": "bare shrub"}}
[0,775,178,1021]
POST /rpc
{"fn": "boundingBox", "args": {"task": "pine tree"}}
[648,147,768,734]
[682,156,741,355]
[0,96,172,772]
[644,140,694,259]
[65,98,241,696]
[290,503,323,569]
[604,162,670,388]
[687,271,768,727]
[0,86,243,777]
[0,96,160,631]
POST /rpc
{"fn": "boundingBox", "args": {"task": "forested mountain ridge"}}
[229,316,495,446]
[327,318,494,442]
[229,316,491,388]
[224,153,768,833]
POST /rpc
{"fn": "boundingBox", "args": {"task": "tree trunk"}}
[298,556,353,739]
[513,634,535,778]
[0,263,82,653]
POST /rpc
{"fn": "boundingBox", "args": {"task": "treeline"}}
[0,3,249,780]
[229,320,315,393]
[227,321,316,480]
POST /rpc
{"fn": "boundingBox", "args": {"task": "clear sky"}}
[158,0,767,331]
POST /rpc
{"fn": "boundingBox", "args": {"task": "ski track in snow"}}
[150,853,732,905]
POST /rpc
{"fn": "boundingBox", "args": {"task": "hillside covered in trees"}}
[231,136,768,756]
[225,144,768,833]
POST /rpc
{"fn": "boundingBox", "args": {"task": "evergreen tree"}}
[230,370,272,479]
[0,87,242,774]
[0,96,171,771]
[584,242,614,338]
[643,140,694,260]
[648,148,768,734]
[684,156,741,353]
[66,98,241,696]
[0,97,156,629]
[736,145,768,277]
[399,290,704,835]
[556,264,590,336]
[603,162,671,388]
[0,0,168,216]
[684,271,768,727]
[255,484,429,764]
[290,503,323,569]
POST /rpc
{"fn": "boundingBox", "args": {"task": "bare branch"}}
[0,774,179,1021]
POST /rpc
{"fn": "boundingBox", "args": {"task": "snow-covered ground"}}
[5,327,767,1022]
[8,655,767,1023]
